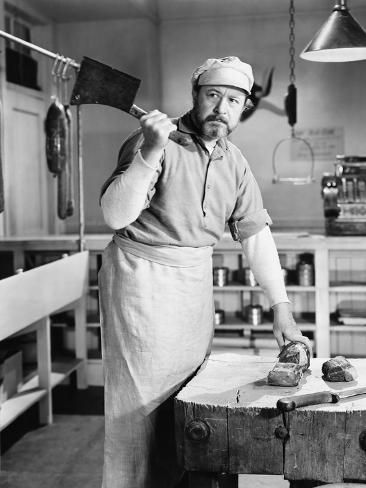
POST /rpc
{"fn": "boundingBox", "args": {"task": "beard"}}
[191,107,233,140]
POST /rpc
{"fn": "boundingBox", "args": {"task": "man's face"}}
[192,85,247,140]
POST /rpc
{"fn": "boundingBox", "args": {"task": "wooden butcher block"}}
[174,353,366,484]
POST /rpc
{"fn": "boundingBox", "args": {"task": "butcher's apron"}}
[98,235,214,488]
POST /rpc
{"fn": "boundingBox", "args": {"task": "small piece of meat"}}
[322,356,358,382]
[278,341,310,372]
[268,362,304,387]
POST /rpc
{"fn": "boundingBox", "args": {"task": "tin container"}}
[214,309,226,326]
[297,263,314,286]
[237,267,257,286]
[244,304,263,326]
[213,267,229,287]
[282,268,288,285]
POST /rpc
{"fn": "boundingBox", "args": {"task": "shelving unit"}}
[212,232,327,356]
[327,236,366,357]
[1,232,366,385]
[0,235,109,383]
[1,358,82,431]
[0,251,89,430]
[214,318,317,333]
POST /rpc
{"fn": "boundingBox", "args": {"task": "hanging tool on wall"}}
[272,0,315,185]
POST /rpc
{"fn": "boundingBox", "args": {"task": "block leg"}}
[187,472,238,488]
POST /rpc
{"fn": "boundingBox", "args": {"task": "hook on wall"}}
[51,54,65,79]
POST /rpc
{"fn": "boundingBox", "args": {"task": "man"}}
[99,56,311,488]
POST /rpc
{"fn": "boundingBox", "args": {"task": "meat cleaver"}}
[277,386,366,412]
[70,56,190,146]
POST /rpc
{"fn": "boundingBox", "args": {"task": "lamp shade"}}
[300,2,366,62]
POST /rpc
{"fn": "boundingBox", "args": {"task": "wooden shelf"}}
[86,322,101,328]
[329,285,366,293]
[86,313,100,327]
[214,283,315,292]
[213,335,315,351]
[0,358,83,431]
[212,335,277,349]
[331,325,366,332]
[215,320,316,333]
[215,322,267,332]
[214,284,261,291]
[0,386,47,432]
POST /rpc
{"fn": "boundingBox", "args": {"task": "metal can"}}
[214,309,226,326]
[244,304,263,326]
[213,267,229,286]
[297,263,314,286]
[236,267,257,286]
[282,268,288,285]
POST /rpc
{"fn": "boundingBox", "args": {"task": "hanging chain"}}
[289,0,296,136]
[289,0,296,85]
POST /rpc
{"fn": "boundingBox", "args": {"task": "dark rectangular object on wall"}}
[326,219,366,236]
[5,47,40,90]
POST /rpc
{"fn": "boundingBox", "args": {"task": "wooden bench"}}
[0,251,89,431]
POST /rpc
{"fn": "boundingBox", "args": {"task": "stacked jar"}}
[213,267,229,287]
[296,253,314,286]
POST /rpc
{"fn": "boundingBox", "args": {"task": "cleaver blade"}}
[70,56,141,113]
[70,56,190,146]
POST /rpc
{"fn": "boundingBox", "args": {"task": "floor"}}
[1,412,288,487]
[1,414,104,488]
[1,381,290,488]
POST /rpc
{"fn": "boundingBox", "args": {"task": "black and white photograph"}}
[1,1,366,487]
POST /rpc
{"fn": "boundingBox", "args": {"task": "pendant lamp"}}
[300,0,366,62]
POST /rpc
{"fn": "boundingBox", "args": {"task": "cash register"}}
[321,155,366,235]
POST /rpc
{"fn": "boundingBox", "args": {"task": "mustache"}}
[205,115,229,125]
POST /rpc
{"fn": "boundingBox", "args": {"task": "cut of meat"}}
[267,362,304,387]
[278,341,310,372]
[322,356,358,382]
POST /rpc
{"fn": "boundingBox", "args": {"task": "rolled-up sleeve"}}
[228,159,272,242]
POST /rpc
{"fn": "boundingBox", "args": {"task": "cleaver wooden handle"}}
[129,104,191,147]
[277,391,338,412]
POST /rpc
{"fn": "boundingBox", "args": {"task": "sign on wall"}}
[291,126,344,161]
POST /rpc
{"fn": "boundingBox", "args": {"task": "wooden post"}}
[314,244,330,357]
[74,295,88,389]
[36,316,52,425]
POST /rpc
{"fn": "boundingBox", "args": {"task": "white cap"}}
[191,56,254,94]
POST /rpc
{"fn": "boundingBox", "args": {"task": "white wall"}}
[53,8,366,233]
[160,9,366,231]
